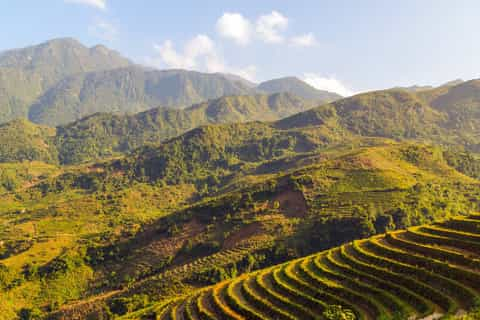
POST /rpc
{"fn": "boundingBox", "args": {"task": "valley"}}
[0,36,479,320]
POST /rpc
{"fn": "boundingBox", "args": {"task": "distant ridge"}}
[258,76,343,101]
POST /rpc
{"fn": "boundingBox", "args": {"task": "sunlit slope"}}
[131,215,480,320]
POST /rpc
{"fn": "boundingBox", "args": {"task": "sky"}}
[1,0,480,95]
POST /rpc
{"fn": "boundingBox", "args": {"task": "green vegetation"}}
[0,119,57,164]
[28,67,257,126]
[3,78,480,166]
[10,140,474,319]
[124,215,480,320]
[54,92,314,163]
[0,92,314,164]
[1,38,480,320]
[0,38,131,124]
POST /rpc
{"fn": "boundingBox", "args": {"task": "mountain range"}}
[0,38,340,126]
[0,38,480,320]
[1,78,479,165]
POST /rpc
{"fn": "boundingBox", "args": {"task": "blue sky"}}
[1,0,479,95]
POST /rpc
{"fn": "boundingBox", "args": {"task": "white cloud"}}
[256,11,288,43]
[216,13,252,45]
[184,34,215,61]
[303,73,354,97]
[215,11,316,49]
[290,33,317,47]
[147,35,257,82]
[151,35,214,70]
[88,20,117,42]
[65,0,106,10]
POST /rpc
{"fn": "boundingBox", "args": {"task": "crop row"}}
[155,217,480,319]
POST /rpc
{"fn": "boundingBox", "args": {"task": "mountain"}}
[417,79,480,151]
[441,79,464,87]
[0,38,261,126]
[29,67,258,126]
[2,80,480,165]
[428,79,480,129]
[395,79,464,93]
[2,78,480,166]
[278,80,480,152]
[258,76,343,102]
[279,89,444,139]
[1,84,480,318]
[395,84,434,92]
[54,92,314,164]
[0,39,350,126]
[0,92,314,164]
[0,38,131,123]
[220,72,257,88]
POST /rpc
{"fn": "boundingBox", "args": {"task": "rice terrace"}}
[1,1,480,319]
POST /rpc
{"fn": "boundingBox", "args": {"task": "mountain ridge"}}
[0,38,342,126]
[258,76,343,101]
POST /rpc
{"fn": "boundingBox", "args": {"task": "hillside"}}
[0,119,57,164]
[258,77,342,102]
[0,38,266,126]
[2,80,480,166]
[54,93,314,164]
[11,140,475,319]
[128,214,480,320]
[0,92,316,165]
[279,83,480,151]
[0,38,131,123]
[29,67,257,126]
[0,55,479,318]
[281,89,444,139]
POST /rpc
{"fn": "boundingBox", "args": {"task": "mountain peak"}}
[258,76,342,102]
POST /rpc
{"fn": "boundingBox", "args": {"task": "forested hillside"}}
[1,79,480,166]
[0,37,479,320]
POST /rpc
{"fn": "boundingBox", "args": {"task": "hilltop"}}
[0,119,57,164]
[258,76,342,101]
[0,38,131,123]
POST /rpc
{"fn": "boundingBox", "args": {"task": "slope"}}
[0,38,131,123]
[0,119,57,164]
[37,141,480,319]
[54,92,315,164]
[28,67,257,126]
[128,214,480,320]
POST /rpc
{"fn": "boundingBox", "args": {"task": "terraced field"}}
[137,214,480,320]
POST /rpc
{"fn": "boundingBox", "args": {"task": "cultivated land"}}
[0,39,480,320]
[127,214,480,320]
